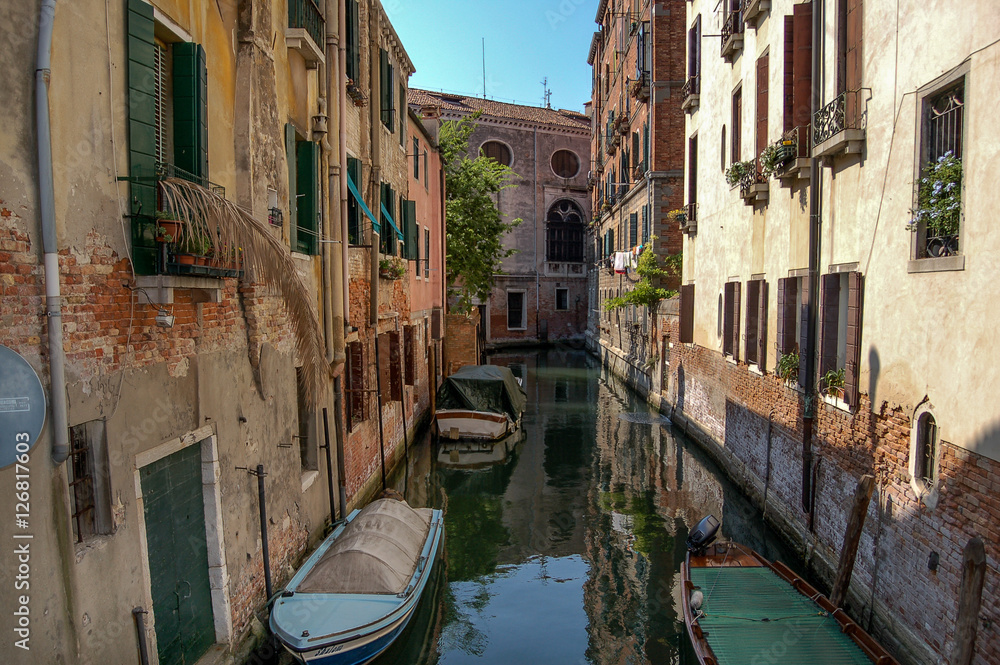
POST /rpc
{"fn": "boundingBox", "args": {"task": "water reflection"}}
[374,349,797,665]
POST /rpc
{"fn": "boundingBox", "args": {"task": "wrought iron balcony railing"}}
[682,75,700,99]
[721,9,744,60]
[812,90,866,149]
[288,0,325,50]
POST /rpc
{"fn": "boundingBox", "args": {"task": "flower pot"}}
[195,255,210,266]
[175,254,196,266]
[156,220,184,243]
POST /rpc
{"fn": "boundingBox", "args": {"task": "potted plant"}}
[378,257,406,280]
[906,151,962,238]
[155,209,184,243]
[777,351,800,383]
[821,367,846,399]
[176,227,211,266]
[760,142,795,177]
[667,208,687,224]
[725,159,753,188]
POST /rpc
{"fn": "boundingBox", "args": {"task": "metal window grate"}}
[927,82,964,161]
[68,424,96,543]
[154,44,167,166]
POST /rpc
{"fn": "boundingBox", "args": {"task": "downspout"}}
[369,6,381,327]
[37,0,69,465]
[802,0,824,515]
[332,0,349,347]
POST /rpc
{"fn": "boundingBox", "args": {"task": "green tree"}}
[440,113,522,313]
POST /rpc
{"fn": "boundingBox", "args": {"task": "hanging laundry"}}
[614,252,626,274]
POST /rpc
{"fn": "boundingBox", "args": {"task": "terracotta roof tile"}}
[408,89,590,131]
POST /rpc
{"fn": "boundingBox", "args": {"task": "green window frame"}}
[295,140,320,255]
[380,183,396,254]
[347,156,361,245]
[380,49,395,131]
[403,199,417,260]
[345,0,360,82]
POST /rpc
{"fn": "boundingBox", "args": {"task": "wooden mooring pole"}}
[950,537,986,665]
[830,474,875,608]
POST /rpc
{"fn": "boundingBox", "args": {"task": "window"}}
[403,325,416,386]
[399,81,406,146]
[688,135,698,214]
[423,149,429,189]
[413,137,420,179]
[556,288,569,311]
[402,198,417,260]
[687,15,702,94]
[679,285,695,343]
[481,141,512,167]
[424,227,430,278]
[380,49,395,130]
[347,156,361,245]
[819,271,864,407]
[732,86,742,163]
[377,332,403,403]
[346,340,366,428]
[414,224,421,277]
[909,403,941,507]
[287,127,320,255]
[546,200,585,262]
[783,4,813,157]
[551,150,580,178]
[380,183,396,255]
[507,291,526,330]
[641,205,650,244]
[629,212,638,248]
[745,279,768,368]
[756,52,769,159]
[295,367,316,470]
[723,281,741,360]
[345,0,360,82]
[913,76,965,259]
[68,420,112,542]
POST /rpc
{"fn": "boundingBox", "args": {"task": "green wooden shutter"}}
[127,0,158,275]
[629,212,638,248]
[296,140,320,255]
[399,82,406,145]
[347,156,360,244]
[173,42,208,180]
[346,0,360,82]
[403,200,417,260]
[379,49,390,128]
[286,124,298,250]
[643,122,649,172]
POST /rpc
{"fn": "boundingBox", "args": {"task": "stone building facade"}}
[586,0,687,392]
[656,0,999,663]
[0,1,437,663]
[409,89,592,347]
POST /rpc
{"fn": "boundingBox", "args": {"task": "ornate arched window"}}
[546,199,585,262]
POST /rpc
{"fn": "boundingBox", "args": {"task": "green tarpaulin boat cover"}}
[435,365,527,422]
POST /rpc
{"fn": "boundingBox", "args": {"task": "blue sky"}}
[383,0,598,112]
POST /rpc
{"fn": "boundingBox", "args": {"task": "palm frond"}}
[159,177,329,403]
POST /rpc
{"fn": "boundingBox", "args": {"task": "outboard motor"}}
[686,514,720,555]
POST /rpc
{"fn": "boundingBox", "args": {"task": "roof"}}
[408,89,590,131]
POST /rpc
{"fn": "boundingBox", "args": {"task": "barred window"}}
[68,421,112,542]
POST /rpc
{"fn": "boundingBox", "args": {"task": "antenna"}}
[541,77,552,109]
[482,38,486,99]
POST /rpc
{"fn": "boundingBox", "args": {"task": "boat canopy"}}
[435,365,527,422]
[297,499,433,595]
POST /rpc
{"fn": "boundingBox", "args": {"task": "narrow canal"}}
[259,347,800,664]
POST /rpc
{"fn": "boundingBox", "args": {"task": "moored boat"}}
[434,365,526,441]
[437,426,525,469]
[269,499,445,665]
[681,515,900,665]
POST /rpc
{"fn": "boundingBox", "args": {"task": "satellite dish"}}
[0,345,47,469]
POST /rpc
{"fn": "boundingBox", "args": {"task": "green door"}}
[141,443,215,665]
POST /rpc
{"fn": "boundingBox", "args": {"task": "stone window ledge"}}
[907,255,965,273]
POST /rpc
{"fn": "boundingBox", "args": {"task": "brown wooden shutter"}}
[819,273,841,379]
[777,277,797,355]
[404,325,415,386]
[845,0,863,125]
[347,341,364,427]
[732,88,742,162]
[732,281,742,363]
[756,54,769,158]
[798,280,809,386]
[378,334,392,403]
[758,280,768,371]
[431,308,442,339]
[388,330,403,402]
[679,285,695,343]
[745,280,760,365]
[793,3,813,155]
[844,272,864,408]
[783,16,795,133]
[723,283,735,357]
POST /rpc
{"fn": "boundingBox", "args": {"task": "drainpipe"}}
[328,0,348,358]
[533,126,539,341]
[802,0,824,514]
[369,5,381,327]
[36,0,69,465]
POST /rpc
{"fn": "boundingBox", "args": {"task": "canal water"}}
[257,347,799,664]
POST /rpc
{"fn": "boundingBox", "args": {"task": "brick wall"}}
[444,309,480,375]
[656,311,1000,665]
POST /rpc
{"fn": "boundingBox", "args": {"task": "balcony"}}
[812,90,866,159]
[774,126,811,184]
[629,72,650,101]
[286,0,325,66]
[742,0,771,29]
[739,158,768,205]
[720,10,744,63]
[682,75,700,113]
[682,202,698,236]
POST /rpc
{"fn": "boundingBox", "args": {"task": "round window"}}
[551,150,580,178]
[480,141,512,167]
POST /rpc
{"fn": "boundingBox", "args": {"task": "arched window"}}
[551,150,580,178]
[908,402,941,508]
[546,199,585,262]
[480,140,512,166]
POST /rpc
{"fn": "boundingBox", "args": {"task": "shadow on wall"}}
[676,364,685,413]
[868,346,881,412]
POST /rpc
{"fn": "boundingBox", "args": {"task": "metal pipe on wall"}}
[36,0,69,465]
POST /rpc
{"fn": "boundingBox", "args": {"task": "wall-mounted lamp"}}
[155,308,174,328]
